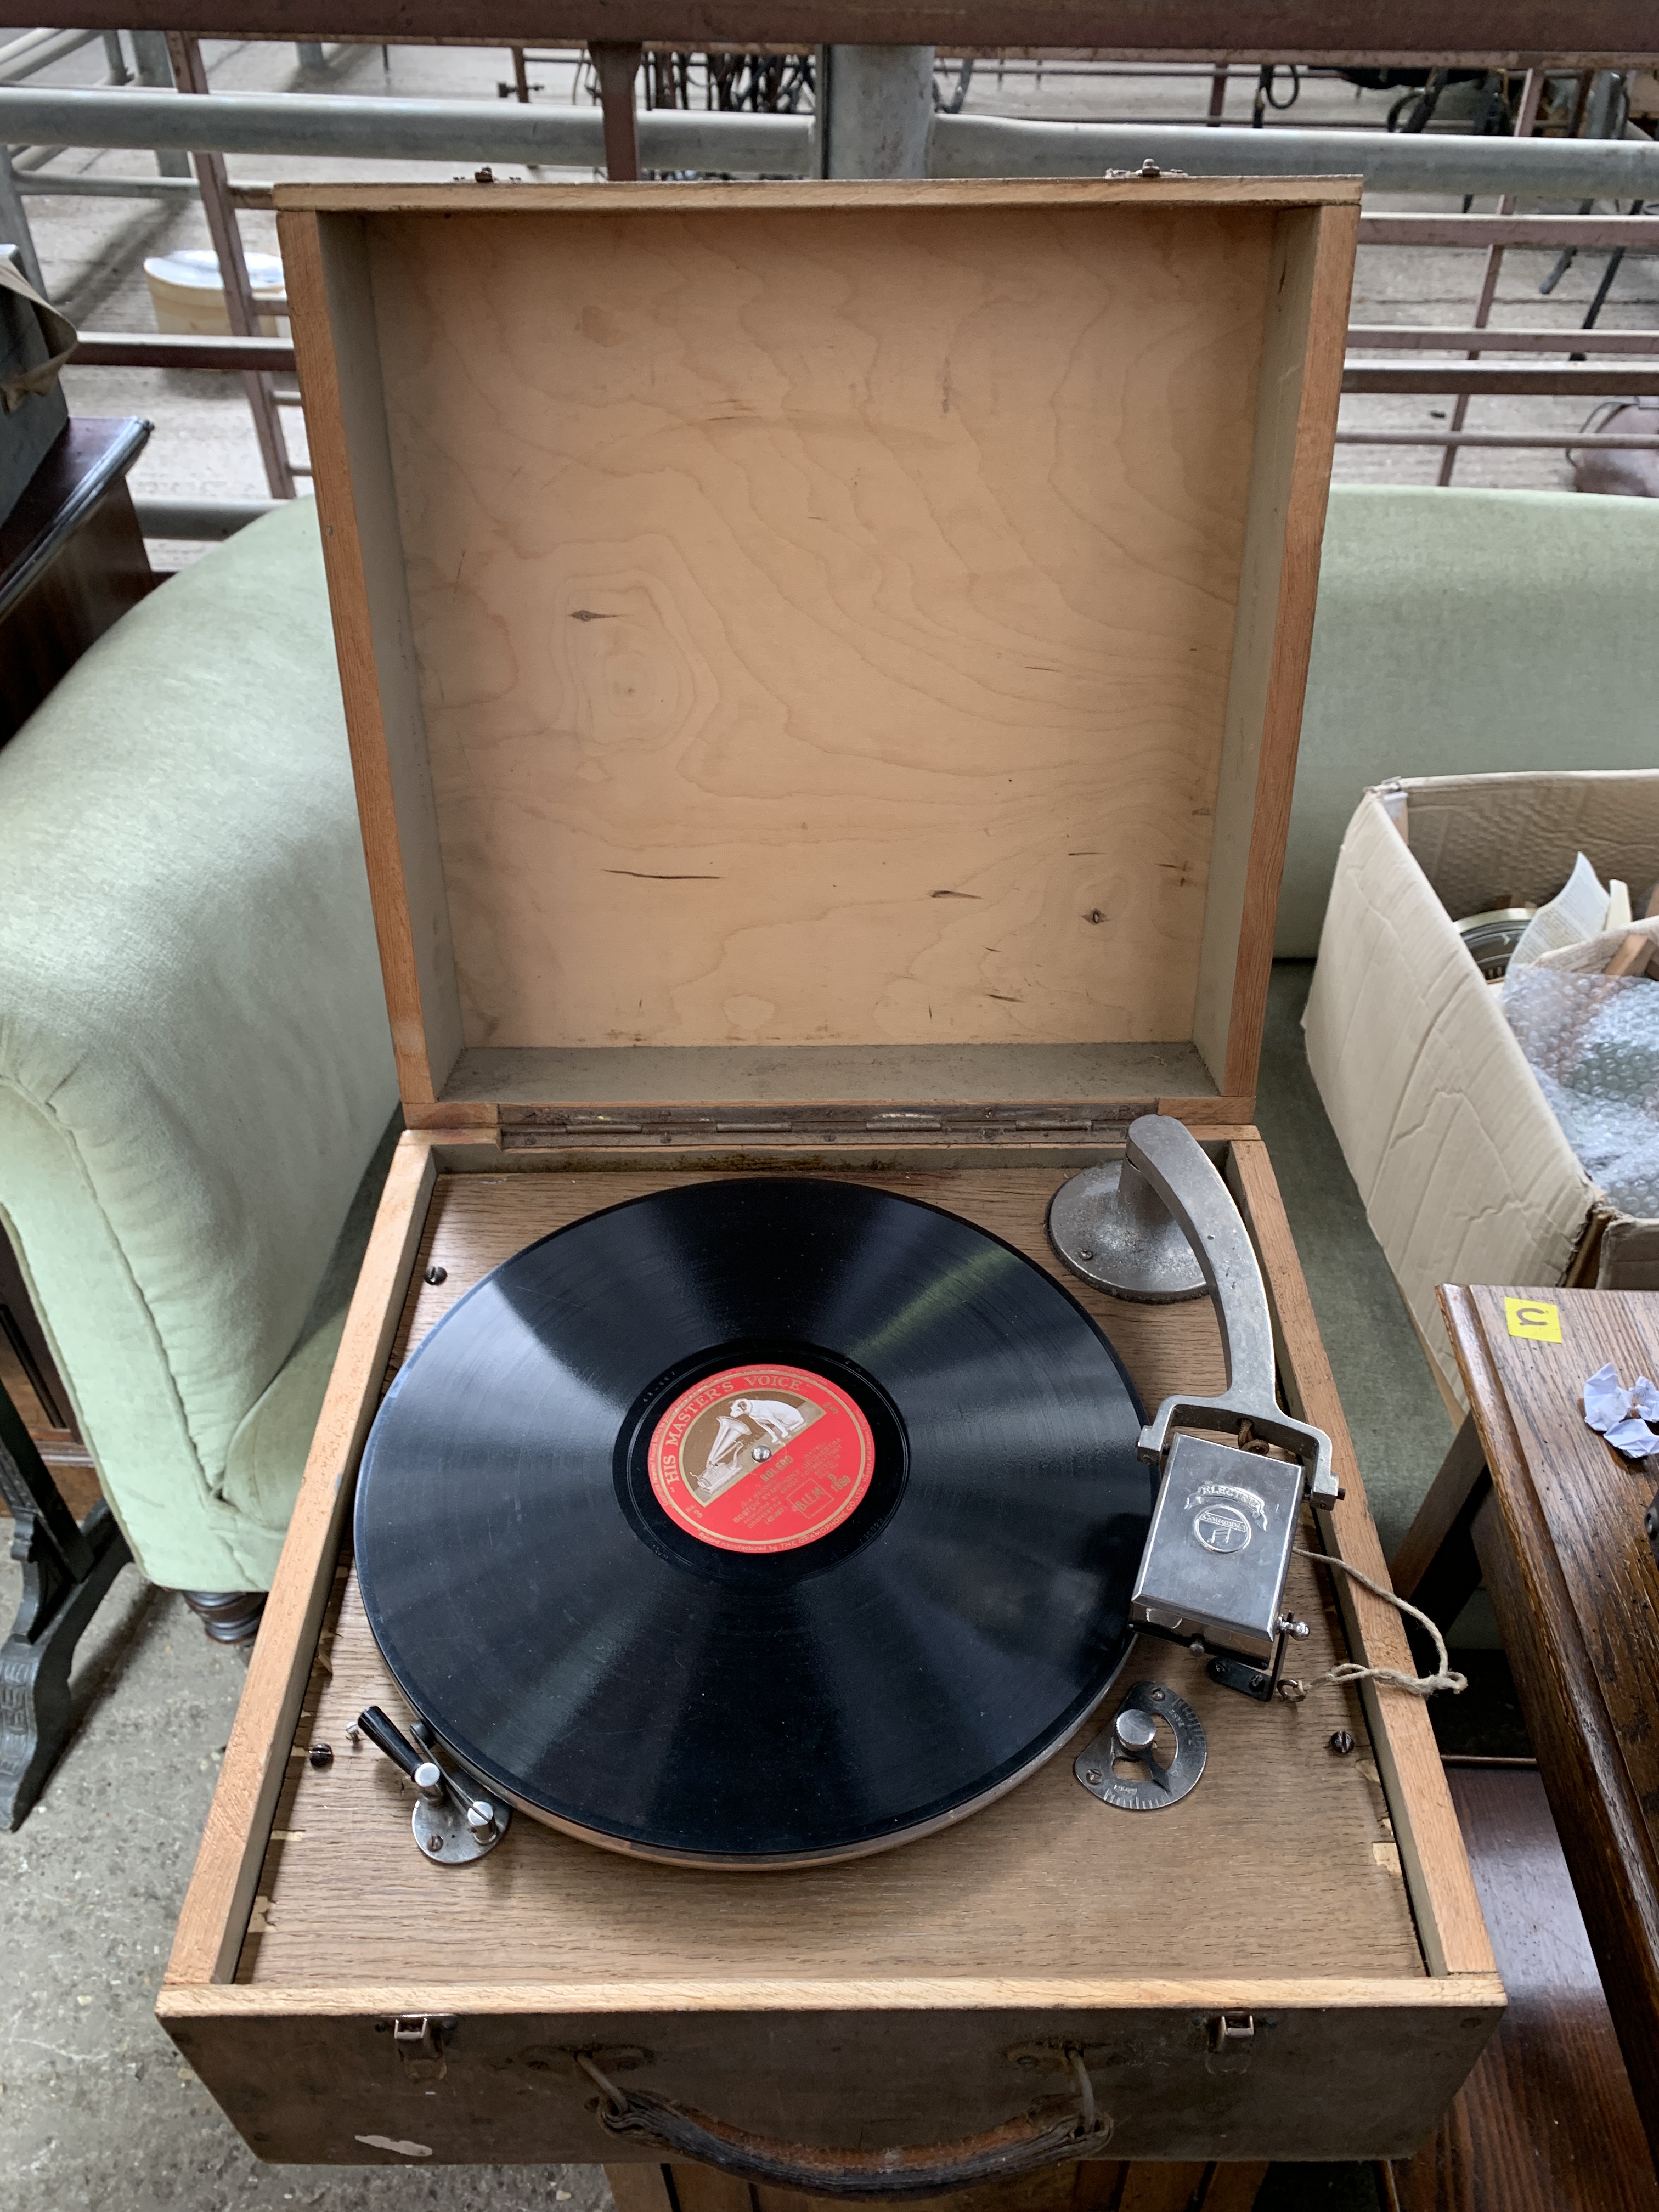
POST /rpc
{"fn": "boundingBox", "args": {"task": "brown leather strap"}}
[580,2053,1111,2199]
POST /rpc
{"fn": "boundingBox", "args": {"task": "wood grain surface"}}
[1228,1142,1493,1981]
[165,1136,437,1988]
[364,199,1272,1059]
[159,1140,1502,2169]
[1209,204,1356,1102]
[1440,1284,1659,2171]
[1391,1765,1658,2211]
[281,209,464,1103]
[235,1164,1421,1992]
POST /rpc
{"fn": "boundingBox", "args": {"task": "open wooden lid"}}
[278,178,1358,1133]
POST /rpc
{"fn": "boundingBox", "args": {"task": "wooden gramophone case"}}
[157,177,1501,2171]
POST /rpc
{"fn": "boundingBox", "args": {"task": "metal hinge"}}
[392,2014,455,2081]
[498,1101,1152,1150]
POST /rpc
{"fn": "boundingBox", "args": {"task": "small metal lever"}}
[358,1704,435,1787]
[357,1705,511,1865]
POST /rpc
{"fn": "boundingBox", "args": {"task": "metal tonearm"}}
[1125,1116,1336,1502]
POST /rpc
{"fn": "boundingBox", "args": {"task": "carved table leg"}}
[0,1380,132,1829]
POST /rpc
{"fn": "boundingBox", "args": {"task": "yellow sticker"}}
[1505,1297,1562,1342]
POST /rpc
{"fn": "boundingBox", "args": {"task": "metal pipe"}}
[131,25,189,174]
[1336,428,1659,447]
[1360,214,1659,245]
[1351,324,1659,351]
[929,112,1659,196]
[18,170,198,196]
[0,83,812,171]
[0,145,46,294]
[6,86,1659,197]
[134,495,279,539]
[0,28,100,84]
[13,84,1659,196]
[822,45,934,178]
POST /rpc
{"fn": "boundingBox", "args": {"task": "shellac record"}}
[354,1176,1153,1864]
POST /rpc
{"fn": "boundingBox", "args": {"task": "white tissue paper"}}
[1582,1361,1659,1457]
[1509,851,1613,968]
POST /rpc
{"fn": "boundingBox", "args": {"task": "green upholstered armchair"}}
[1278,485,1659,957]
[0,498,398,1633]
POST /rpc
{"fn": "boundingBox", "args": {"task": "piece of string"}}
[1291,1547,1468,1698]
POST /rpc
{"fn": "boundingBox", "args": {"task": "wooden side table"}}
[0,415,153,747]
[1392,1285,1659,2176]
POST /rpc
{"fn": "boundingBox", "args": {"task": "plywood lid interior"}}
[286,184,1354,1108]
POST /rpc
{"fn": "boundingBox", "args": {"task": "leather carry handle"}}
[577,2051,1110,2199]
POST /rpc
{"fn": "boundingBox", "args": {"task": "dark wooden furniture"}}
[1393,1285,1659,2182]
[0,1222,98,1523]
[0,1374,131,1829]
[1388,1764,1658,2212]
[0,416,154,747]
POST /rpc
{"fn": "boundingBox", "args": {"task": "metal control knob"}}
[1111,1708,1159,1761]
[1075,1683,1207,1812]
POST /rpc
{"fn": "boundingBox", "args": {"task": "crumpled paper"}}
[1583,1362,1659,1458]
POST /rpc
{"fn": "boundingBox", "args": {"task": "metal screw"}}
[1329,1730,1356,1756]
[1087,909,1104,924]
[1150,1688,1165,1700]
[308,1742,334,1768]
[425,1264,448,1285]
[1082,1766,1103,1786]
[427,1834,444,1853]
[1140,157,1161,178]
[1077,1246,1094,1261]
[346,1723,360,1743]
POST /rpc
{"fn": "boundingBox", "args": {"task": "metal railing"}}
[8,61,1659,511]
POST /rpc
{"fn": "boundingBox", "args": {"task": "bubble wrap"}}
[1502,967,1659,1218]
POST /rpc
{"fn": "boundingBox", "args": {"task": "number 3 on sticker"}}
[1505,1297,1562,1342]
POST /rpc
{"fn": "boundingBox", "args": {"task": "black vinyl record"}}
[354,1176,1153,1865]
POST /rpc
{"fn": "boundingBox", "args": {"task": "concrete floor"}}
[0,960,1482,2212]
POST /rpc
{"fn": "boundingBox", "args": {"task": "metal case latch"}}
[393,2015,453,2081]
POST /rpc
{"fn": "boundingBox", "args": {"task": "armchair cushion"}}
[0,496,398,1590]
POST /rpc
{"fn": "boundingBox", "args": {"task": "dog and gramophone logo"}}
[1184,1478,1271,1554]
[648,1362,874,1555]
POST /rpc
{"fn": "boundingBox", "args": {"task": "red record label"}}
[647,1363,875,1554]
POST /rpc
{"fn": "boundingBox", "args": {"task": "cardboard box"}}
[1305,769,1659,1407]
